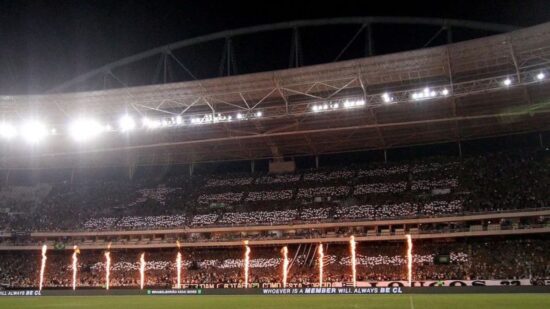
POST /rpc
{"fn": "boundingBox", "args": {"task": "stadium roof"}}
[0,21,549,169]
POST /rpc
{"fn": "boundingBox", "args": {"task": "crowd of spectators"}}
[256,174,301,184]
[198,192,243,205]
[128,186,175,207]
[0,149,547,232]
[297,186,351,199]
[218,210,298,225]
[115,215,187,229]
[0,237,546,288]
[245,190,293,202]
[204,175,254,187]
[411,179,459,191]
[190,214,219,227]
[353,182,407,195]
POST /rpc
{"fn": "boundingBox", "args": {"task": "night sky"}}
[0,0,549,94]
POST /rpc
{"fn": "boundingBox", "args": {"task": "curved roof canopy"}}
[0,20,548,169]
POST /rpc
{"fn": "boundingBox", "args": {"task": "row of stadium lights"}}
[0,73,545,145]
[311,87,450,111]
[312,72,546,110]
[0,111,264,145]
[311,99,366,112]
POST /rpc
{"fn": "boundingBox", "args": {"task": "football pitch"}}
[0,294,549,309]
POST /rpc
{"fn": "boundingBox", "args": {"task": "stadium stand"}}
[0,236,547,288]
[0,149,547,232]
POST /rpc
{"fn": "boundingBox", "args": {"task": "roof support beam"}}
[48,17,518,93]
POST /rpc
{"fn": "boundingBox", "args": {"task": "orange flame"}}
[281,246,289,288]
[243,240,250,288]
[176,251,182,289]
[350,236,357,287]
[318,244,324,287]
[72,246,80,290]
[406,234,413,287]
[104,251,111,290]
[39,245,47,291]
[140,253,146,290]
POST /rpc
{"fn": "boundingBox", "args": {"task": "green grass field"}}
[0,294,549,309]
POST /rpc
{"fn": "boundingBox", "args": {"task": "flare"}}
[350,236,357,287]
[281,246,289,288]
[39,245,47,291]
[104,243,111,290]
[72,246,80,290]
[318,244,324,287]
[243,240,250,288]
[406,234,413,287]
[140,253,146,290]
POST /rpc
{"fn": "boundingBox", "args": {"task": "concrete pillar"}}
[251,160,255,173]
[458,141,463,158]
[446,26,453,44]
[315,156,319,169]
[365,23,374,56]
[383,149,388,164]
[128,165,136,180]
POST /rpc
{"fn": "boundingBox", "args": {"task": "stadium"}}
[0,2,549,308]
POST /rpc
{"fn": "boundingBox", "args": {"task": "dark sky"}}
[1,0,549,94]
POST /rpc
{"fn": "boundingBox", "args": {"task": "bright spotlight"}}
[382,93,392,103]
[256,111,263,117]
[69,118,104,142]
[537,72,545,80]
[119,115,136,132]
[142,117,161,129]
[503,78,512,86]
[236,113,243,119]
[21,120,48,144]
[0,123,17,140]
[441,88,449,96]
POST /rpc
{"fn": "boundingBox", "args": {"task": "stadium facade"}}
[0,19,548,290]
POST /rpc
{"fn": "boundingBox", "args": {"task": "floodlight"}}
[21,120,48,144]
[382,93,392,103]
[0,123,17,140]
[69,118,104,142]
[119,115,136,132]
